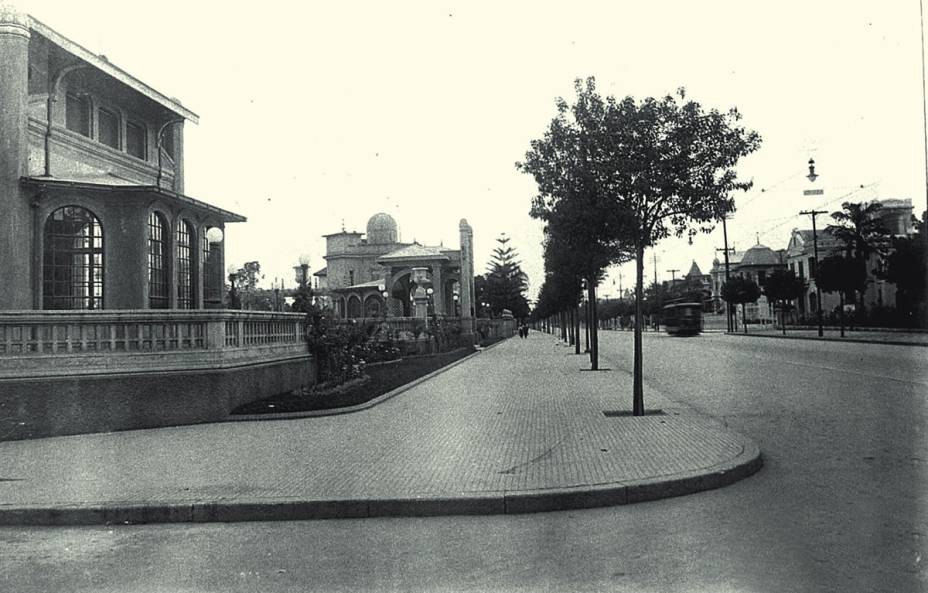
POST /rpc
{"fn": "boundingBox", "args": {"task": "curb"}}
[230,336,514,422]
[0,435,762,526]
[723,331,928,348]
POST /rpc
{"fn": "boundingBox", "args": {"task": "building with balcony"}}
[0,7,310,439]
[0,8,245,311]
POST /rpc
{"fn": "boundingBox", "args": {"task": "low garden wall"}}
[0,310,313,440]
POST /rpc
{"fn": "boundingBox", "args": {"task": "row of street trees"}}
[519,78,761,415]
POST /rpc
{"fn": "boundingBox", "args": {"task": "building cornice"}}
[28,16,199,123]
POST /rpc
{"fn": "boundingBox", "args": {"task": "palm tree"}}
[826,201,889,311]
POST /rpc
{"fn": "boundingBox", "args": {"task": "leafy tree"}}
[883,214,927,326]
[721,276,761,333]
[816,255,867,336]
[518,78,760,415]
[485,234,530,320]
[291,284,315,313]
[826,201,889,309]
[763,269,805,335]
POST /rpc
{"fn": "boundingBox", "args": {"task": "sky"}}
[22,0,928,301]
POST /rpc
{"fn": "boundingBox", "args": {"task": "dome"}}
[740,244,780,267]
[366,212,398,245]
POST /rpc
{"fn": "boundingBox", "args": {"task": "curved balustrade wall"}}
[0,310,313,440]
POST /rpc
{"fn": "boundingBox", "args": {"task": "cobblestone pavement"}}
[0,332,759,523]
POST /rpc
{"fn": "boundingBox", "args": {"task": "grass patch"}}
[231,346,476,415]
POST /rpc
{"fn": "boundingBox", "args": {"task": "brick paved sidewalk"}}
[0,332,760,525]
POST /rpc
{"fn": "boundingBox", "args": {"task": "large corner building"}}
[0,6,243,311]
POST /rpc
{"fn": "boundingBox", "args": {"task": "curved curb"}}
[723,331,928,348]
[229,337,513,422]
[0,434,762,526]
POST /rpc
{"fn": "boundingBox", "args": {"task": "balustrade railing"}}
[0,310,306,357]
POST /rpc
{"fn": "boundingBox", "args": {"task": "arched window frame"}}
[175,218,196,309]
[42,205,104,310]
[148,210,171,309]
[201,227,223,307]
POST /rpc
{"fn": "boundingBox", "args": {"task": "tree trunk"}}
[781,304,786,336]
[584,301,591,356]
[589,283,599,371]
[567,309,572,345]
[742,303,748,333]
[574,305,581,354]
[839,292,846,338]
[633,243,645,416]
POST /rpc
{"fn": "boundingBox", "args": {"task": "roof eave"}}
[29,17,199,124]
[22,177,245,223]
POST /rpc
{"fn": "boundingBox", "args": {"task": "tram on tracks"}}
[662,300,703,336]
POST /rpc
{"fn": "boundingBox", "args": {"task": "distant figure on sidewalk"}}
[518,322,528,339]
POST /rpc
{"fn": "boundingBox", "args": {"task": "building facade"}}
[0,8,242,311]
[321,213,476,322]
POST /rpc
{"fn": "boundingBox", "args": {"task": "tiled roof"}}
[378,244,452,262]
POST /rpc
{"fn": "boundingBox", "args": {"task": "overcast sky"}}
[24,0,928,299]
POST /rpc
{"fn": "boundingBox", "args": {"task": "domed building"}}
[318,213,476,322]
[710,241,786,324]
[366,212,399,245]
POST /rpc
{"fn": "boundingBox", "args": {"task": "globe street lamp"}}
[293,253,311,289]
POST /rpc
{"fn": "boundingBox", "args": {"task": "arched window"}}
[148,211,170,308]
[347,295,362,318]
[201,231,222,306]
[175,220,196,309]
[43,206,104,310]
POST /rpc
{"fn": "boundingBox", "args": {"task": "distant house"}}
[786,198,916,318]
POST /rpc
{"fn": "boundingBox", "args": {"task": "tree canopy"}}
[518,77,760,414]
[485,234,530,319]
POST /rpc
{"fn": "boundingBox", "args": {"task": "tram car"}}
[662,300,703,336]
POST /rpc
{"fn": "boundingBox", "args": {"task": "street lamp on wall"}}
[206,227,224,244]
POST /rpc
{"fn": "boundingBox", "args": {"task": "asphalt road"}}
[2,331,925,593]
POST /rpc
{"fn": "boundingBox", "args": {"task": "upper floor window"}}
[798,261,805,279]
[161,124,175,160]
[65,94,91,137]
[757,270,767,286]
[98,107,119,149]
[808,257,817,279]
[126,120,147,160]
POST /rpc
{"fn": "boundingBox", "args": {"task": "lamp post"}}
[800,157,827,337]
[295,254,310,289]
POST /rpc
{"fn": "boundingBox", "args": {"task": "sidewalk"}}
[0,333,761,525]
[726,326,928,346]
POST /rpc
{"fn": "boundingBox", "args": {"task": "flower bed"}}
[231,346,475,414]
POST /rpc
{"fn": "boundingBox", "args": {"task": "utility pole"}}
[716,244,735,332]
[667,269,679,285]
[800,209,828,337]
[717,208,734,332]
[652,251,658,286]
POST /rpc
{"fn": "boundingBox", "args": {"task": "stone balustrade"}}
[0,310,308,379]
[0,310,314,440]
